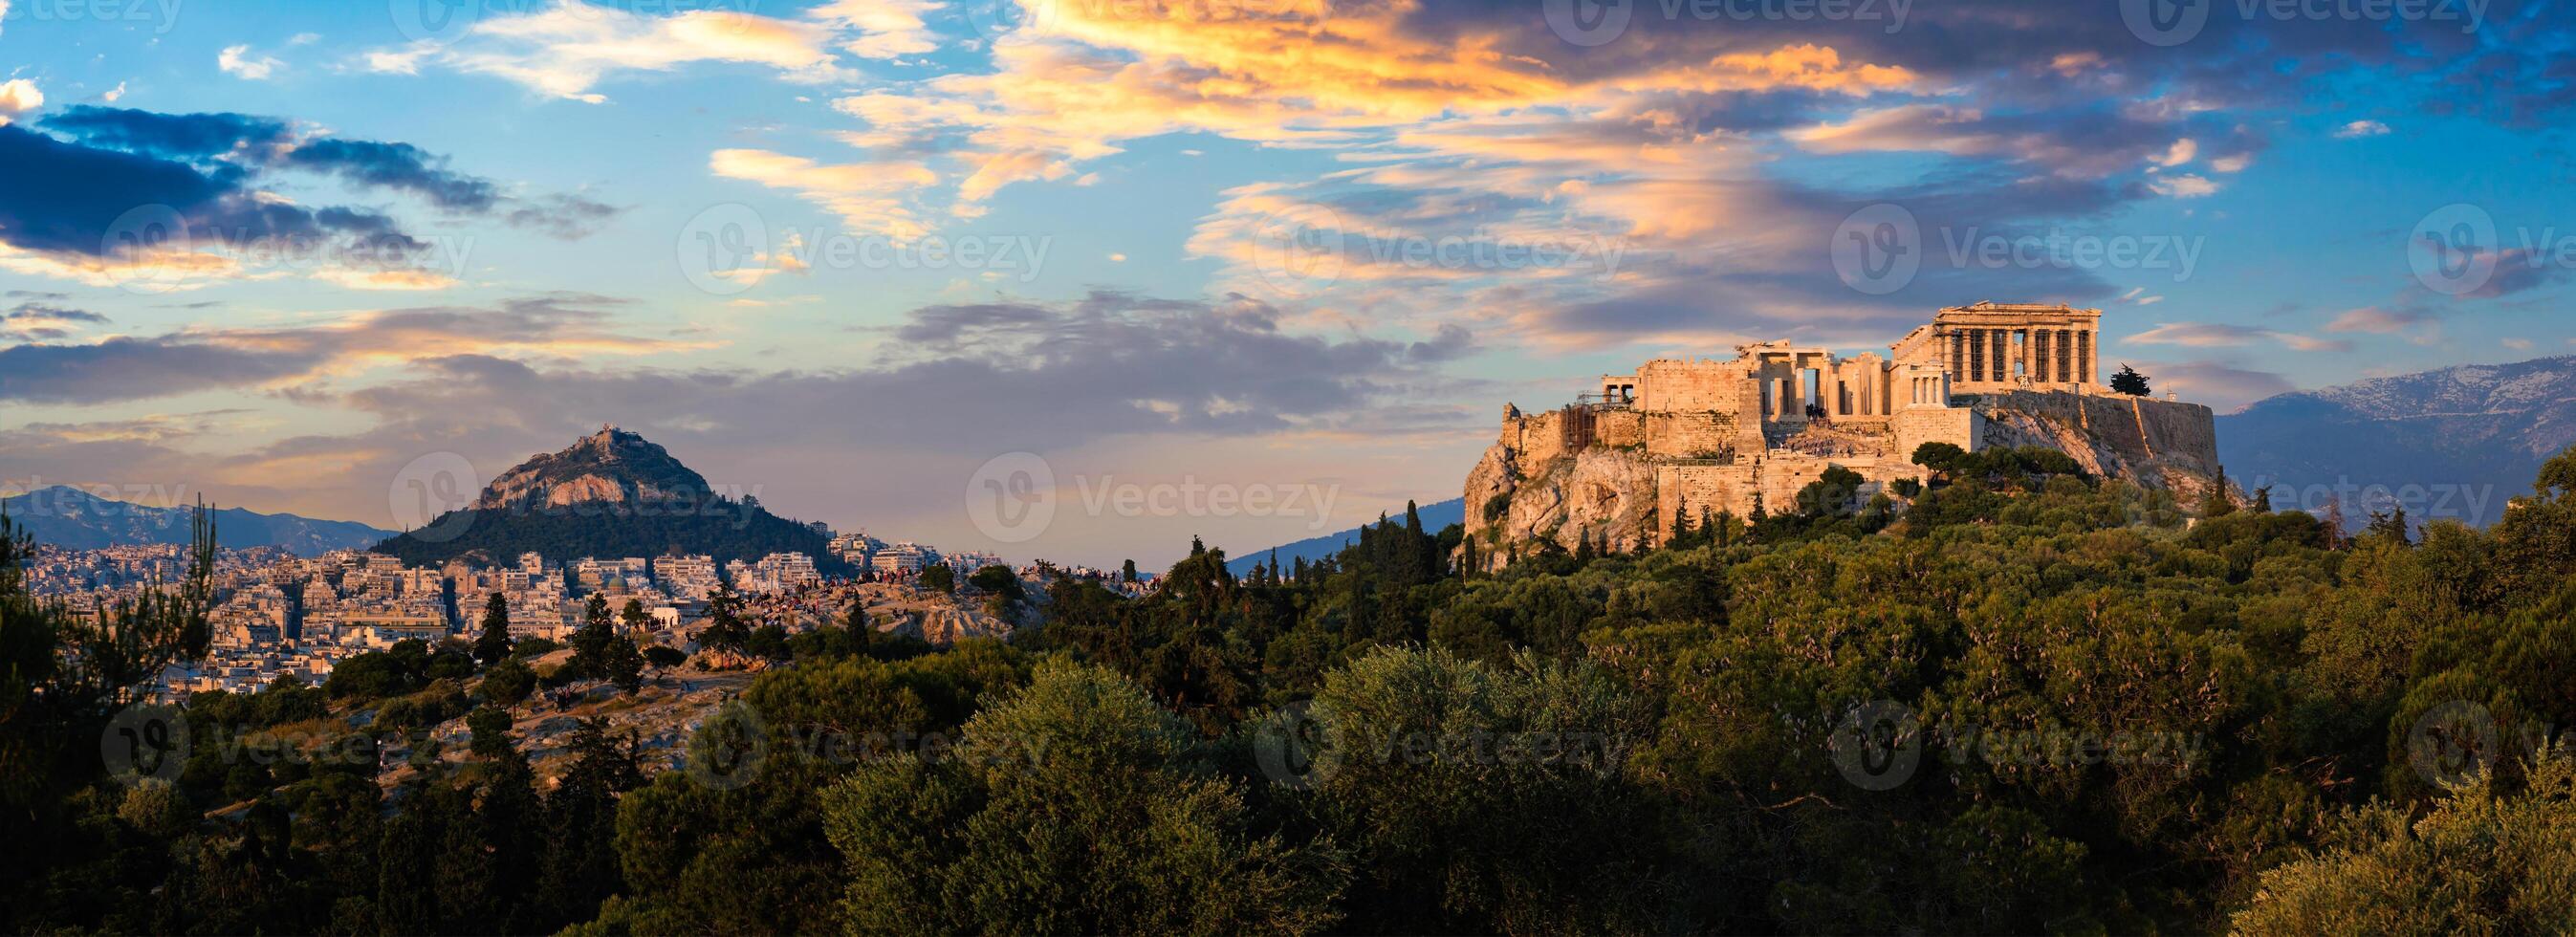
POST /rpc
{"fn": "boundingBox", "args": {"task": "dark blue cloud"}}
[41,106,291,161]
[36,105,615,234]
[283,138,502,212]
[0,122,428,263]
[0,335,317,403]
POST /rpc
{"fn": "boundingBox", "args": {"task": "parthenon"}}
[1891,301,2104,393]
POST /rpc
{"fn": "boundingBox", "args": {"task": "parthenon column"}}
[2078,330,2093,384]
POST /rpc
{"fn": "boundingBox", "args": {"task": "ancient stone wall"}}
[1637,358,1751,412]
[1971,391,2219,476]
[1643,410,1743,459]
[1654,463,1757,537]
[1595,409,1648,447]
[1892,406,1983,464]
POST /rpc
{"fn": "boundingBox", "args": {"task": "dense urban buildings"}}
[18,526,1119,699]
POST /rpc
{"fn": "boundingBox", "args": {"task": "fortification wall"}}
[1497,407,1570,467]
[1643,410,1742,460]
[1654,463,1757,538]
[1638,359,1751,412]
[1596,409,1648,447]
[1973,391,2219,476]
[1892,406,1982,463]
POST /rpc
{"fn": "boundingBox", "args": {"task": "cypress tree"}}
[475,592,513,667]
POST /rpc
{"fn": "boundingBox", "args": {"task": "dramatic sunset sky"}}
[3,0,2572,563]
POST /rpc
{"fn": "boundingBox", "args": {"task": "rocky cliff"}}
[1973,392,2225,503]
[474,425,712,510]
[1464,391,2222,569]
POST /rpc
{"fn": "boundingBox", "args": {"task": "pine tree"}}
[569,594,615,679]
[2110,363,2151,396]
[2200,467,2237,518]
[606,638,645,694]
[696,583,750,655]
[2252,485,2274,513]
[2365,506,2412,544]
[474,592,513,667]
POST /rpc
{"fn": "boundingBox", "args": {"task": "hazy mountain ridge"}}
[0,486,394,553]
[1227,499,1464,576]
[2216,356,2576,525]
[374,427,847,572]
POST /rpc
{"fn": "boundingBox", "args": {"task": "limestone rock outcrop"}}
[1465,442,1659,563]
[474,425,711,510]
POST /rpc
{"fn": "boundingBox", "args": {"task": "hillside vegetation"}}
[8,447,2576,933]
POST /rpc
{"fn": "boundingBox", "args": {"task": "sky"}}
[3,0,2575,566]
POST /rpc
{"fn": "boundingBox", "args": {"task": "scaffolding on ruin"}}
[1561,403,1598,450]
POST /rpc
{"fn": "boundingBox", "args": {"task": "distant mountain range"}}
[1227,498,1464,576]
[372,425,850,572]
[2216,355,2576,527]
[0,486,394,553]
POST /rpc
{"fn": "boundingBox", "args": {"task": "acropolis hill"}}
[1463,302,2223,565]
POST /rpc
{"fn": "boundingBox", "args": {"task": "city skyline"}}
[6,0,2576,565]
